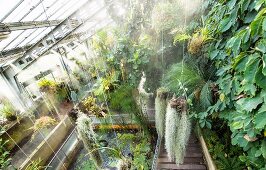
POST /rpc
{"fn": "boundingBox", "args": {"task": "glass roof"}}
[0,0,111,62]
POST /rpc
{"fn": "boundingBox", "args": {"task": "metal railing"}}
[151,137,162,170]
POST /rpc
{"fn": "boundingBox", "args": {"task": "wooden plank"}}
[158,164,207,170]
[158,157,204,164]
[160,152,203,158]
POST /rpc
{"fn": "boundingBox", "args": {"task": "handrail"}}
[151,137,161,170]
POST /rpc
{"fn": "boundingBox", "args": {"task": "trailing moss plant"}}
[175,110,191,164]
[165,97,180,161]
[165,96,191,165]
[76,113,102,169]
[155,87,168,137]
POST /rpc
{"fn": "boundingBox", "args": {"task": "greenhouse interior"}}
[0,0,266,169]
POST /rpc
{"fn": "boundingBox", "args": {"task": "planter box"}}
[20,116,74,170]
[0,117,34,151]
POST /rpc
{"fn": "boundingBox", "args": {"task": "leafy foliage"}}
[109,85,137,113]
[0,138,11,169]
[25,159,46,170]
[199,0,266,168]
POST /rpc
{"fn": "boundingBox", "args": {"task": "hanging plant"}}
[165,96,180,161]
[117,158,132,170]
[76,113,103,169]
[155,87,168,137]
[165,96,191,165]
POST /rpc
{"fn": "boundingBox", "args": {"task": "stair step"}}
[158,157,204,164]
[160,152,203,158]
[158,163,207,170]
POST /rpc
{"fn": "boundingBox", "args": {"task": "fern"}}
[216,155,243,170]
[76,113,102,169]
[155,87,168,137]
[165,102,180,161]
[162,63,204,96]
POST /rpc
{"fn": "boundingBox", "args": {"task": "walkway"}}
[157,134,206,170]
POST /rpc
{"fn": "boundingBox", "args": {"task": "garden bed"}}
[69,129,156,170]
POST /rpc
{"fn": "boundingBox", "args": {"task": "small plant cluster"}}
[25,159,46,170]
[0,99,17,121]
[79,96,107,117]
[38,79,57,93]
[30,116,57,139]
[38,79,69,102]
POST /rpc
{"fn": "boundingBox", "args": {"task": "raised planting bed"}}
[69,129,157,170]
[19,116,74,169]
[0,117,34,151]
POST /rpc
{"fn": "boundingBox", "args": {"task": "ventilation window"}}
[25,57,33,62]
[18,60,24,65]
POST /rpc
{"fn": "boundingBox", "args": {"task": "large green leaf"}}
[236,95,263,112]
[256,39,266,53]
[244,54,261,83]
[219,16,233,32]
[232,121,244,129]
[250,17,263,37]
[255,66,266,89]
[263,17,266,31]
[254,111,266,129]
[262,140,266,159]
[262,54,266,75]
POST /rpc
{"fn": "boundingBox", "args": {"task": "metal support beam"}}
[0,20,67,32]
[12,0,113,65]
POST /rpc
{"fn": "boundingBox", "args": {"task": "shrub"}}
[109,85,137,113]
